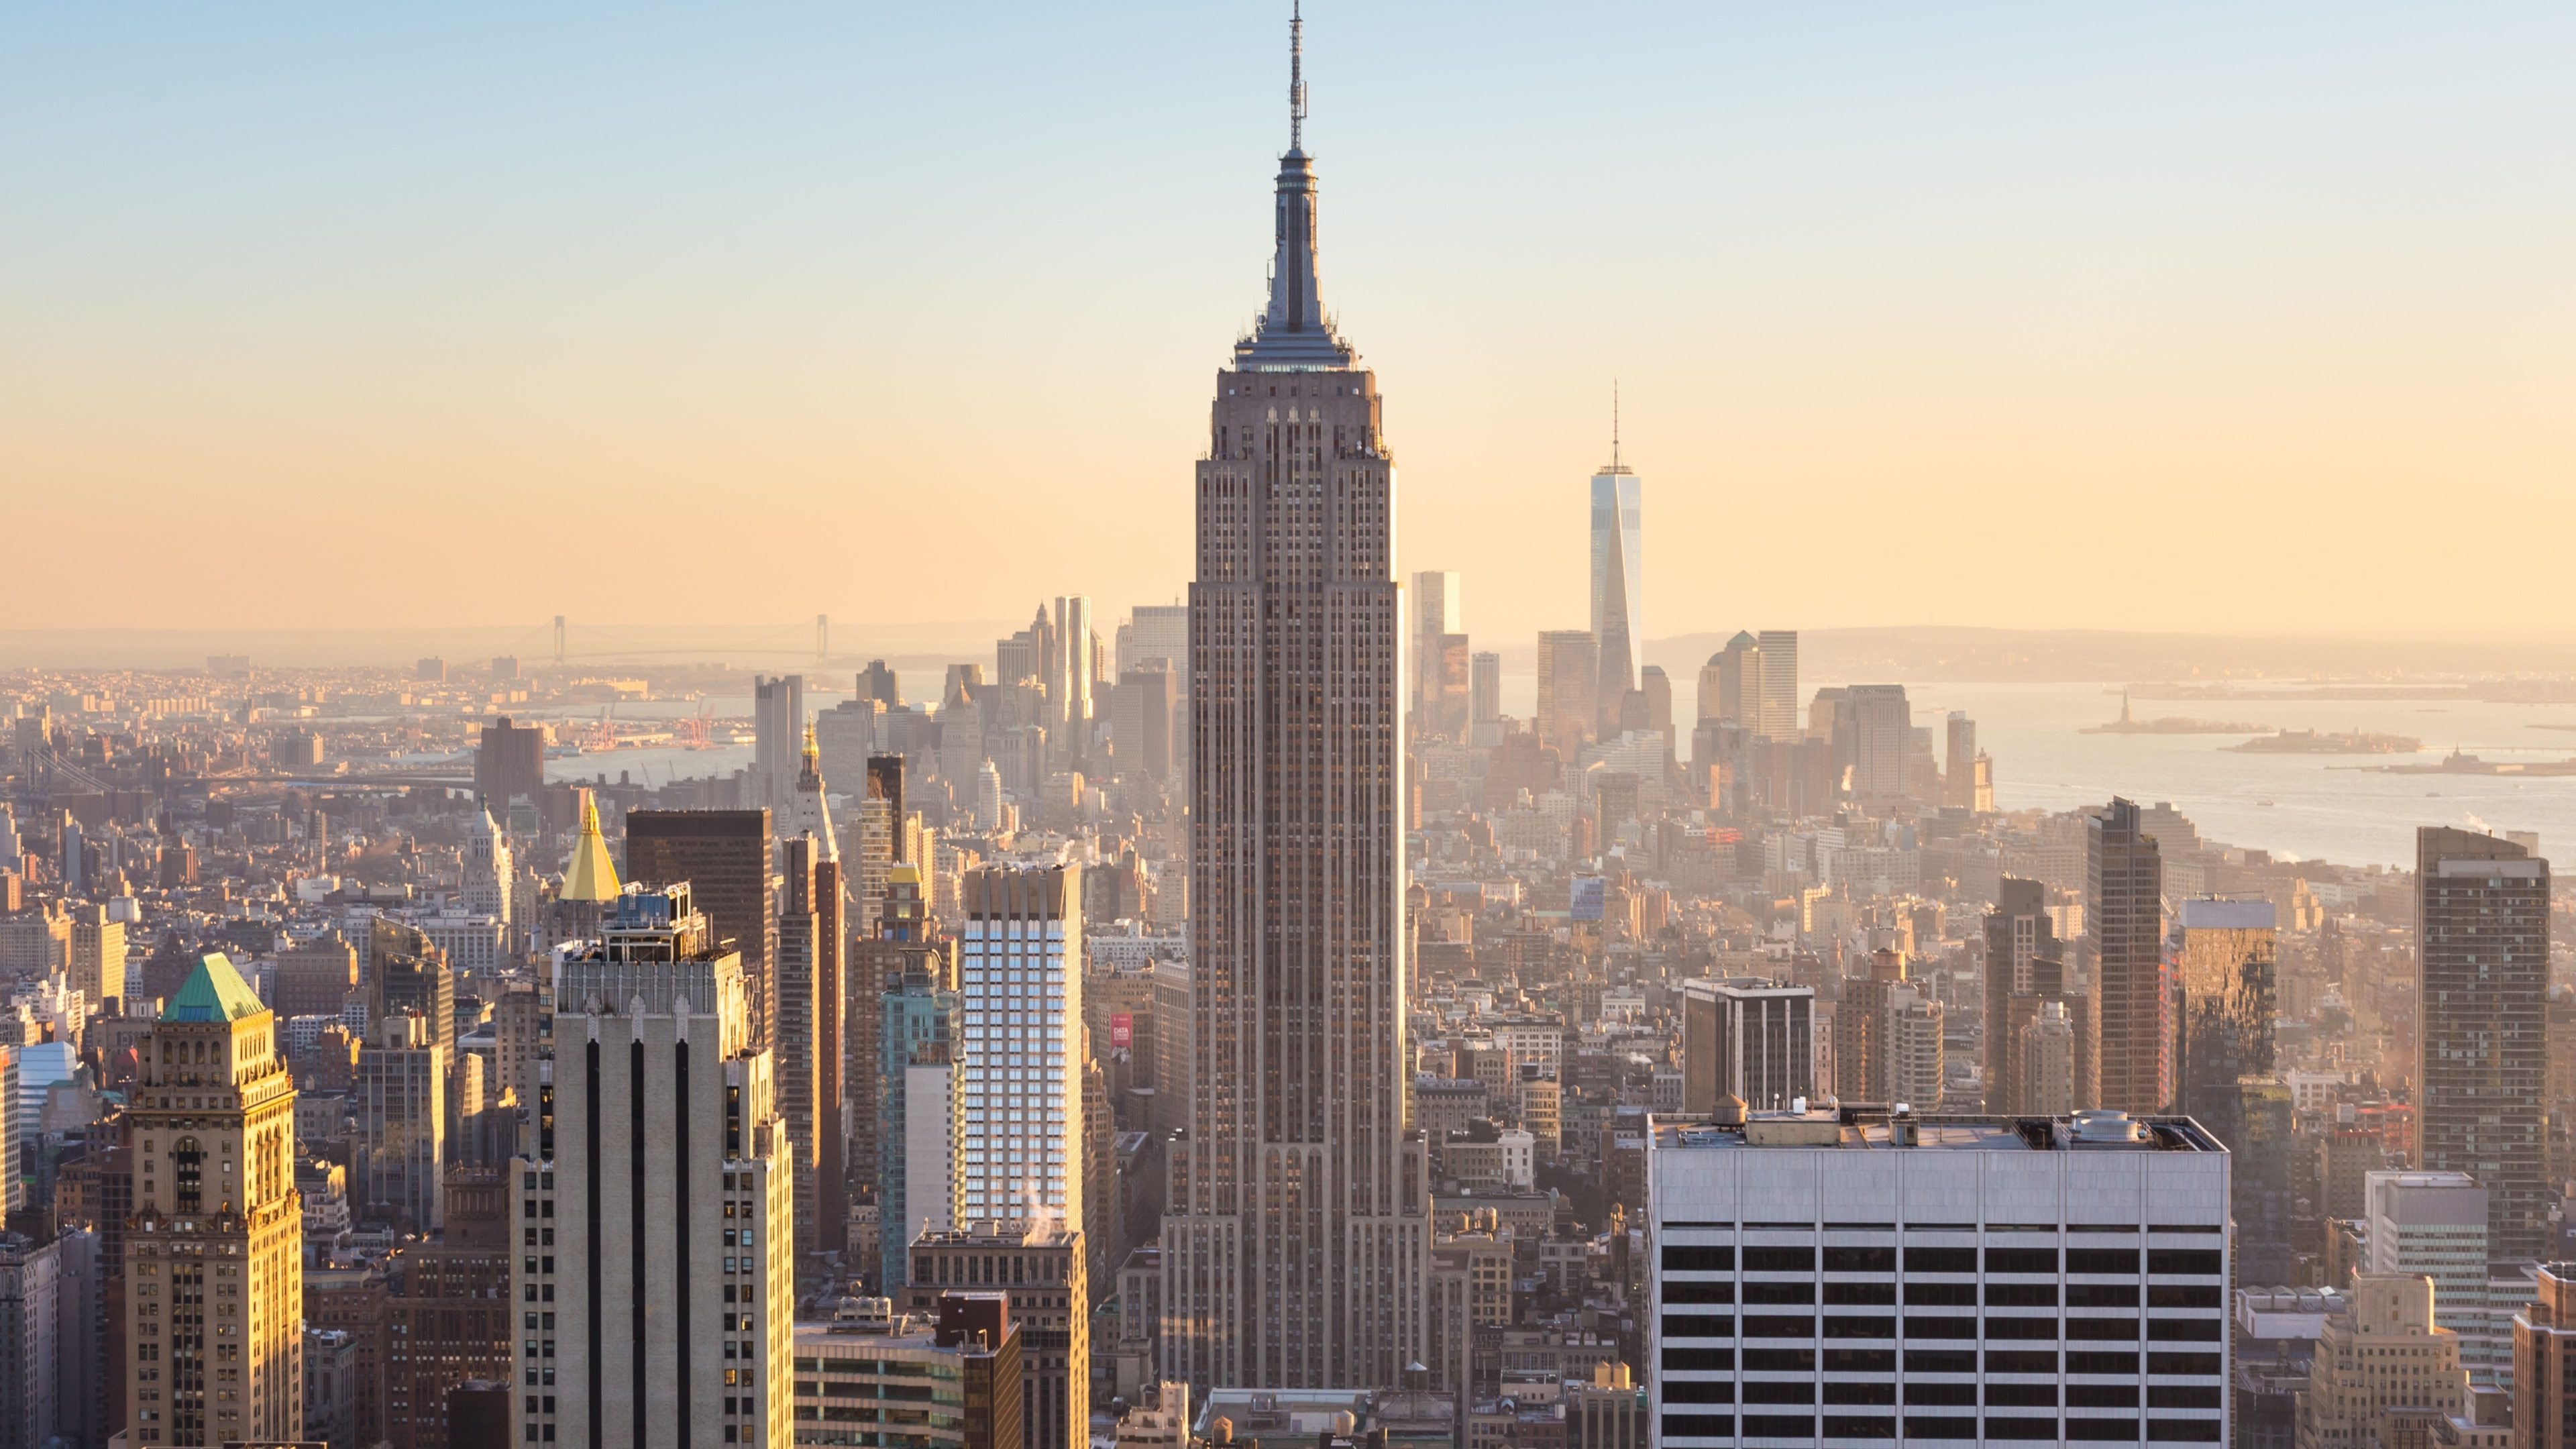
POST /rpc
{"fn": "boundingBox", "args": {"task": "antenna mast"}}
[1289,1,1307,150]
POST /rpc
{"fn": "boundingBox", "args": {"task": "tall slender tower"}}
[1161,4,1428,1391]
[1589,441,1642,734]
[2089,796,2169,1114]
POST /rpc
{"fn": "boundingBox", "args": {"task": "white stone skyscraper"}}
[462,798,513,933]
[515,883,794,1448]
[1160,5,1429,1391]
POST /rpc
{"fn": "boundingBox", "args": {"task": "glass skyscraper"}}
[1590,464,1643,728]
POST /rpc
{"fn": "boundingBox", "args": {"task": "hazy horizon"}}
[7,3,2571,641]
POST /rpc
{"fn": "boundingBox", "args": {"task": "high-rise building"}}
[1536,630,1600,757]
[2415,826,2550,1262]
[2512,1263,2576,1448]
[1754,630,1799,741]
[513,882,793,1449]
[956,865,1083,1230]
[753,674,806,810]
[1051,596,1095,756]
[1883,982,1945,1108]
[1589,463,1643,731]
[1942,714,1977,810]
[2364,1171,2512,1382]
[1470,652,1502,728]
[904,1230,1085,1449]
[2171,898,2276,1130]
[780,722,839,869]
[1697,632,1758,728]
[850,857,949,1242]
[1114,665,1177,782]
[1424,635,1471,743]
[474,716,547,815]
[366,920,455,1074]
[1678,978,1813,1114]
[2171,896,2291,1282]
[70,902,125,1012]
[382,1168,512,1449]
[1834,684,1911,805]
[1983,877,2080,1115]
[998,603,1055,692]
[2021,1004,2078,1116]
[790,1315,1005,1449]
[812,698,881,800]
[2298,1273,2467,1449]
[2089,798,2169,1115]
[1830,949,1904,1104]
[124,953,305,1447]
[853,759,906,940]
[879,923,958,1294]
[1639,663,1676,770]
[1648,1107,2231,1448]
[857,659,900,708]
[0,1232,64,1449]
[1412,570,1462,727]
[623,808,776,1048]
[1121,605,1190,676]
[776,833,845,1273]
[354,1014,445,1231]
[462,800,514,940]
[1161,7,1429,1391]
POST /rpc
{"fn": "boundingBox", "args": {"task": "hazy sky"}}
[5,5,2571,649]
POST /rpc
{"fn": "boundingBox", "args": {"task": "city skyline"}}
[8,5,2574,639]
[3,7,2572,1447]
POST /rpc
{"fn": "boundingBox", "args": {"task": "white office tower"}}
[956,864,1084,1230]
[1649,1107,2231,1446]
[2365,1170,2514,1383]
[1590,464,1643,722]
[515,882,793,1449]
[462,799,514,934]
[753,674,806,809]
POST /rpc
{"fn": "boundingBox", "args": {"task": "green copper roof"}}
[161,952,269,1023]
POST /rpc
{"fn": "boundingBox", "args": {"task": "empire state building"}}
[1159,6,1430,1390]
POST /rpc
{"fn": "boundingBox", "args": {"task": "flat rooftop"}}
[1651,1109,2224,1154]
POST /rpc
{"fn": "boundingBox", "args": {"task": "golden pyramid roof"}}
[561,788,622,903]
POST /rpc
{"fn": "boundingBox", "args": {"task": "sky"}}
[4,4,2572,653]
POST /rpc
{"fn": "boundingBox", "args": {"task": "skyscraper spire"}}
[1289,1,1306,152]
[1237,0,1351,370]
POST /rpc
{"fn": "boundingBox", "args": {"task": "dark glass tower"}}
[1159,5,1428,1390]
[2088,797,2169,1114]
[2416,826,2550,1260]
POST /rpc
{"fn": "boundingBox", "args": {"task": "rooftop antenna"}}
[1289,1,1307,151]
[1612,379,1621,472]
